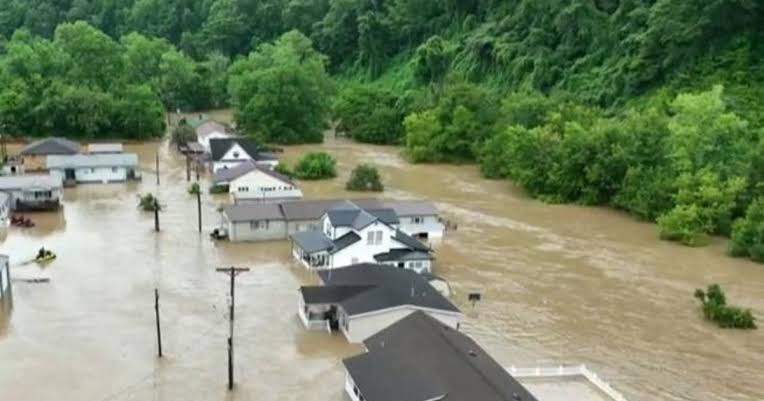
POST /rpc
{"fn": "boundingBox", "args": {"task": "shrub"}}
[293,152,337,180]
[274,162,294,178]
[694,284,756,329]
[346,164,384,192]
[188,182,201,195]
[172,120,196,144]
[657,205,710,246]
[138,193,160,211]
[729,198,764,263]
[209,184,228,194]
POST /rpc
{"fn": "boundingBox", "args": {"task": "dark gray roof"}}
[393,230,430,252]
[47,153,138,169]
[281,199,379,221]
[223,203,285,222]
[291,230,334,253]
[326,201,401,230]
[374,250,433,262]
[330,231,361,253]
[21,138,80,155]
[210,138,262,161]
[343,312,539,401]
[381,200,439,217]
[213,160,294,185]
[315,265,459,315]
[367,208,399,225]
[300,285,372,304]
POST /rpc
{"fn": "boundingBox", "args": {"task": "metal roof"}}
[47,153,138,169]
[314,265,459,316]
[343,312,538,401]
[223,203,284,222]
[20,138,80,155]
[373,250,433,262]
[392,230,430,252]
[291,230,334,253]
[0,174,63,190]
[87,143,123,154]
[213,160,294,185]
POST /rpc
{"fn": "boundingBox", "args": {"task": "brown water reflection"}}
[1,136,763,401]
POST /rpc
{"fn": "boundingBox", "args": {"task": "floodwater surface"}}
[1,134,763,401]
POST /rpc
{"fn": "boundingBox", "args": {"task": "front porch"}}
[290,230,334,270]
[297,297,332,332]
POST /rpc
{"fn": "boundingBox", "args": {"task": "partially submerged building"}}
[47,153,139,185]
[210,138,278,173]
[0,174,63,211]
[19,138,80,172]
[220,199,445,242]
[87,143,124,154]
[342,311,539,401]
[298,265,462,343]
[290,201,433,272]
[213,160,302,203]
[192,117,234,153]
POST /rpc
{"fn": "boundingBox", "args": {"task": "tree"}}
[334,85,405,144]
[172,119,196,144]
[228,30,333,144]
[293,152,337,180]
[53,22,121,89]
[694,284,756,329]
[730,198,764,262]
[346,164,383,191]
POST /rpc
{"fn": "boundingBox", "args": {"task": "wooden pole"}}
[154,205,160,232]
[216,267,250,390]
[155,152,160,186]
[186,154,191,182]
[155,288,163,358]
[197,189,202,233]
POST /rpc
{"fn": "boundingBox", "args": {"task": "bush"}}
[346,164,384,191]
[657,205,710,246]
[729,198,764,262]
[209,184,228,194]
[138,193,160,211]
[293,152,337,180]
[172,120,196,144]
[694,284,756,329]
[274,162,294,178]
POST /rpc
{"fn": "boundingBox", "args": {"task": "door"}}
[64,169,76,180]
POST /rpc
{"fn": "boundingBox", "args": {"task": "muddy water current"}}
[1,135,762,401]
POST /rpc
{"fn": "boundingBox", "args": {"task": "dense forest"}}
[1,0,764,260]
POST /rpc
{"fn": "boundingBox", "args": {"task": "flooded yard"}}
[1,135,763,401]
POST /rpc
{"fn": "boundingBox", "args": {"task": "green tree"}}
[694,284,756,329]
[730,198,764,262]
[293,151,337,180]
[53,22,121,89]
[346,164,384,191]
[334,85,405,144]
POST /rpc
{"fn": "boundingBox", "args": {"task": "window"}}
[233,151,240,158]
[412,217,423,224]
[250,220,270,230]
[90,168,95,173]
[238,186,249,192]
[367,231,374,245]
[375,230,383,245]
[34,190,52,199]
[112,167,118,173]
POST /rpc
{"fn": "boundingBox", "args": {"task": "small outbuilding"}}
[47,153,139,185]
[0,174,63,211]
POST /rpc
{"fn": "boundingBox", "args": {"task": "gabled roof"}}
[330,231,361,254]
[373,250,433,262]
[223,203,285,222]
[313,265,459,316]
[213,160,294,185]
[326,201,396,230]
[393,230,430,252]
[291,230,335,253]
[343,312,538,401]
[20,138,80,156]
[381,200,439,217]
[300,285,373,304]
[0,174,63,190]
[47,153,138,169]
[209,138,262,162]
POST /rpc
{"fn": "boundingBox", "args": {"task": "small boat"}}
[35,252,56,264]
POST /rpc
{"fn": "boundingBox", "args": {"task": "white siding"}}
[341,307,462,344]
[229,220,287,241]
[229,170,302,201]
[398,215,444,239]
[50,166,129,183]
[199,131,232,152]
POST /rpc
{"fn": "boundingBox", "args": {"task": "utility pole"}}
[155,288,163,357]
[186,154,191,181]
[215,267,250,390]
[197,187,202,233]
[154,204,160,232]
[156,151,160,186]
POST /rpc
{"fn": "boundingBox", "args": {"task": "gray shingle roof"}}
[314,265,459,316]
[213,160,294,185]
[20,138,80,155]
[373,250,433,262]
[0,174,63,190]
[281,199,378,221]
[224,203,284,222]
[392,230,430,252]
[343,312,539,401]
[87,143,123,154]
[381,200,439,217]
[47,153,138,169]
[291,230,335,253]
[300,285,372,304]
[210,138,263,162]
[330,231,361,254]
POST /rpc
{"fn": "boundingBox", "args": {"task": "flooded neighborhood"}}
[1,126,763,401]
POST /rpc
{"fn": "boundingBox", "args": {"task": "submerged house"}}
[298,265,462,343]
[290,201,433,272]
[219,199,445,243]
[0,174,63,211]
[192,118,234,153]
[213,160,302,203]
[210,138,278,173]
[19,137,80,172]
[47,153,139,185]
[342,311,539,401]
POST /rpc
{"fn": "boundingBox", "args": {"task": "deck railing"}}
[506,364,629,401]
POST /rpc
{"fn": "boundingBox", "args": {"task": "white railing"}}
[506,364,629,401]
[297,308,331,332]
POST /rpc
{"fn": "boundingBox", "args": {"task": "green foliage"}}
[346,164,383,191]
[188,182,201,195]
[172,120,196,144]
[274,162,295,179]
[228,31,333,144]
[209,184,229,194]
[730,198,764,263]
[695,284,756,329]
[293,152,337,180]
[138,193,160,211]
[333,84,406,144]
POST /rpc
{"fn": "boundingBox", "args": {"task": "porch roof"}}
[291,230,334,253]
[300,285,372,304]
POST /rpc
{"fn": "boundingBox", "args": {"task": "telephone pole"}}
[155,288,163,357]
[197,187,202,233]
[155,151,160,186]
[216,267,250,390]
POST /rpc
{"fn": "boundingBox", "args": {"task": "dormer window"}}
[233,151,240,158]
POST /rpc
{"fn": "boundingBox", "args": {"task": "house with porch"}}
[47,153,139,185]
[298,265,462,343]
[290,201,433,272]
[209,138,278,173]
[342,311,539,401]
[213,160,302,203]
[19,138,80,172]
[0,174,63,211]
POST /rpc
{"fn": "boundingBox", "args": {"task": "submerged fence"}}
[506,364,629,401]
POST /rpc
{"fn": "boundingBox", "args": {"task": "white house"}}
[387,200,445,240]
[47,153,139,185]
[290,201,433,273]
[210,138,278,173]
[298,265,463,344]
[0,174,63,211]
[341,311,539,401]
[213,160,302,203]
[87,143,123,154]
[191,118,234,153]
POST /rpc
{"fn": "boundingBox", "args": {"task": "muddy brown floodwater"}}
[1,133,763,401]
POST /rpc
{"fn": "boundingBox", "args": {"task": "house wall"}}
[0,255,11,304]
[0,196,9,228]
[340,307,462,344]
[22,155,47,172]
[378,259,432,274]
[330,222,397,268]
[2,188,62,211]
[287,219,321,236]
[229,219,287,241]
[398,215,444,239]
[50,166,129,183]
[229,170,302,201]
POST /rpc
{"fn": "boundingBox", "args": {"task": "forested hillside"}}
[1,0,764,260]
